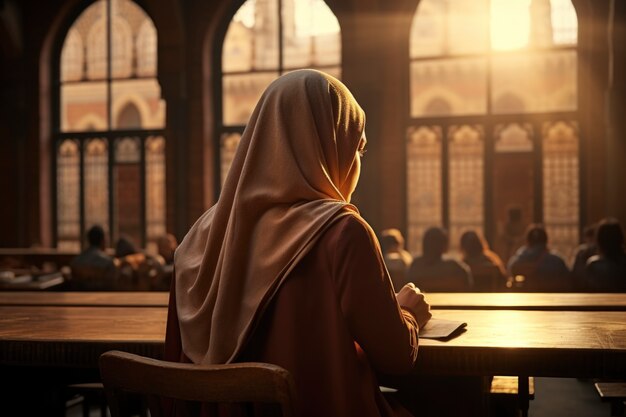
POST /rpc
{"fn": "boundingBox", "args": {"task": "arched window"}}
[218,0,341,187]
[407,0,578,260]
[57,0,166,251]
[136,19,157,77]
[60,28,83,82]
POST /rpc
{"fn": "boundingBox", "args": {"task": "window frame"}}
[406,1,582,253]
[52,0,166,249]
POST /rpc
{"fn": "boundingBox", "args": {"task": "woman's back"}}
[585,253,626,292]
[240,215,417,417]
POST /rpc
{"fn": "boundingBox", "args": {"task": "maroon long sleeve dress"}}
[165,214,420,417]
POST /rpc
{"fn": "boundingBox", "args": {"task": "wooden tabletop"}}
[425,292,626,311]
[413,309,626,378]
[1,306,624,379]
[2,291,626,311]
[0,306,166,367]
[0,291,169,307]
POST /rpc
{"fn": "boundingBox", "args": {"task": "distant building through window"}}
[56,0,166,251]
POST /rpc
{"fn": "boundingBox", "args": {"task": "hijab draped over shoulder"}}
[174,70,366,364]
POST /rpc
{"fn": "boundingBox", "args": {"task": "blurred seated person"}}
[584,218,626,292]
[460,230,507,291]
[148,234,178,291]
[407,227,473,292]
[115,235,147,269]
[115,235,165,291]
[380,228,413,289]
[507,224,571,291]
[70,225,119,290]
[571,223,598,288]
[156,233,178,265]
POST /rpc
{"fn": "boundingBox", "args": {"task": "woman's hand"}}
[396,283,432,329]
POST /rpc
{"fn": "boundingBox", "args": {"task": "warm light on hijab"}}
[174,70,366,364]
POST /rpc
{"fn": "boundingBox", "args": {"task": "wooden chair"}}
[99,350,298,417]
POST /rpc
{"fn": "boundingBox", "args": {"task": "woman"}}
[459,230,507,291]
[165,70,431,417]
[407,227,472,292]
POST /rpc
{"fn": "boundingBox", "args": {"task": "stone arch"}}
[412,86,466,116]
[493,91,526,114]
[116,102,143,129]
[112,93,153,129]
[74,113,107,131]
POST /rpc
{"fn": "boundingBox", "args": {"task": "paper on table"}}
[419,317,467,339]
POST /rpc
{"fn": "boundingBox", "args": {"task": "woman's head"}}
[226,70,366,204]
[115,236,139,258]
[460,230,485,258]
[422,227,448,259]
[380,228,405,254]
[525,224,548,247]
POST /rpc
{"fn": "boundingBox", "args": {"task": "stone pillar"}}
[336,4,416,235]
[606,0,626,224]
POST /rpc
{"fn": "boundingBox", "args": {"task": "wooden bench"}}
[490,376,535,417]
[595,382,626,416]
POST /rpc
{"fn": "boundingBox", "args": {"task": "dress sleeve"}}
[330,216,420,374]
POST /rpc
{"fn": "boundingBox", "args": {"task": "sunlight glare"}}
[295,0,340,37]
[491,0,531,50]
[234,0,256,28]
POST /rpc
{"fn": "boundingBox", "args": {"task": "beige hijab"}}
[174,70,366,364]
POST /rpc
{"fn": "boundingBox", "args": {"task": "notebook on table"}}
[419,318,467,339]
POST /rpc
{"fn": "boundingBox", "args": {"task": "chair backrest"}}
[99,350,297,417]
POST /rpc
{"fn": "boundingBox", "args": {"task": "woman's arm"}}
[331,216,428,374]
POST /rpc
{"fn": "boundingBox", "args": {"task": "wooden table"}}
[0,305,165,416]
[0,306,624,416]
[410,309,626,416]
[0,306,166,367]
[2,291,626,311]
[1,306,624,378]
[425,292,626,311]
[416,309,626,378]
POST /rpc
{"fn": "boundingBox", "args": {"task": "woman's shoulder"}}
[328,211,374,236]
[322,212,380,253]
